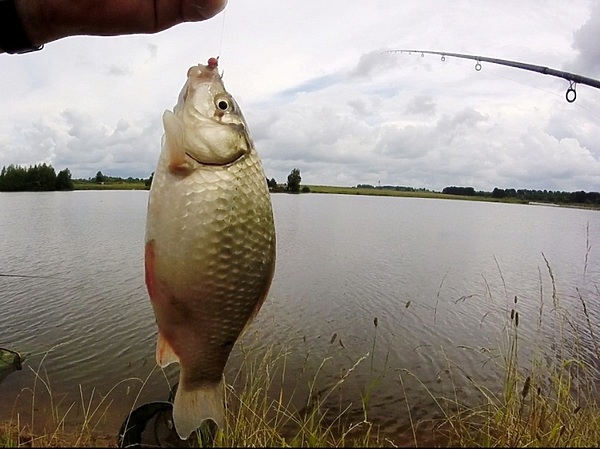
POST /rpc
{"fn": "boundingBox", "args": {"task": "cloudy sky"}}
[2,0,600,192]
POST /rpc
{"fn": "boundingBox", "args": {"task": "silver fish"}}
[144,57,276,439]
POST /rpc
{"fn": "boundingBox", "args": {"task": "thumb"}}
[184,0,228,21]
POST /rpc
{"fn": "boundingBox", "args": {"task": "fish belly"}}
[145,152,275,438]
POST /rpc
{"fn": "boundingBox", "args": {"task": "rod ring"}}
[566,87,577,103]
[475,61,482,71]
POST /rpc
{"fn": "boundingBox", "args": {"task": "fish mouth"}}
[185,151,244,167]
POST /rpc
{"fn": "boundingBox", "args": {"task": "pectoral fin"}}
[162,110,191,175]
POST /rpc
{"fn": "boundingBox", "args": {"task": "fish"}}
[144,57,276,440]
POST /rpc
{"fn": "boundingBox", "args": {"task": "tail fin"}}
[172,377,225,440]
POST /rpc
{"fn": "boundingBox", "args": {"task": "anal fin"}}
[156,332,179,367]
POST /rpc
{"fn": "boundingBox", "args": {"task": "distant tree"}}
[570,190,587,204]
[55,168,74,190]
[145,172,154,188]
[0,165,26,191]
[29,163,57,191]
[301,185,311,193]
[95,171,106,183]
[492,187,506,199]
[287,168,301,193]
[442,186,475,196]
[0,163,64,191]
[267,178,278,189]
[1,165,28,191]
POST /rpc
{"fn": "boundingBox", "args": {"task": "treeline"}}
[442,186,476,196]
[441,185,600,205]
[0,164,74,191]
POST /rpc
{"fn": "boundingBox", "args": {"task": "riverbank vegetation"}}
[1,260,598,447]
[0,165,151,192]
[72,171,151,190]
[308,184,600,209]
[0,164,74,191]
[72,178,148,190]
[268,168,311,193]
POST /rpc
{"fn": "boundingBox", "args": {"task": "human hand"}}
[14,0,227,49]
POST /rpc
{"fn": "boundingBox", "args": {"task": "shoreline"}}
[59,182,600,211]
[304,185,600,210]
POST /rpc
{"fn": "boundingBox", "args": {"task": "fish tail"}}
[173,377,225,440]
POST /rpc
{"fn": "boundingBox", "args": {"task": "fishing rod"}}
[384,49,600,103]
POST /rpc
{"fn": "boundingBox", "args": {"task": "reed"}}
[422,255,600,447]
[212,333,388,447]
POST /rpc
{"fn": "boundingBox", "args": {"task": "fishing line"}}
[217,5,227,60]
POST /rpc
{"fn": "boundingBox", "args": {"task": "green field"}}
[305,185,527,204]
[73,180,148,190]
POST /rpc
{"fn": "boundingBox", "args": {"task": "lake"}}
[0,191,598,441]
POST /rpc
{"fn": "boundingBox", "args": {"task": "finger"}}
[182,0,228,22]
[152,0,227,32]
[16,0,229,47]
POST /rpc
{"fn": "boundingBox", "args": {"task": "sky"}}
[2,0,600,192]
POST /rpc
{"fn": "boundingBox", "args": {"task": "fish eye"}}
[216,99,230,111]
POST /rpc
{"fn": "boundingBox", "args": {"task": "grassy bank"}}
[307,184,521,203]
[2,259,599,447]
[306,185,600,210]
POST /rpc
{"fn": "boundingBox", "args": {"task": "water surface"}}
[0,191,598,439]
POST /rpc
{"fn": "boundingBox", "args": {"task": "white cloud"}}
[405,95,437,116]
[1,0,599,192]
[571,1,600,77]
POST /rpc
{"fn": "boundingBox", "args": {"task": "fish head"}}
[171,58,251,167]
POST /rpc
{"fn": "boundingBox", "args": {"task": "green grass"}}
[425,255,600,447]
[72,180,148,190]
[0,345,135,447]
[306,185,527,204]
